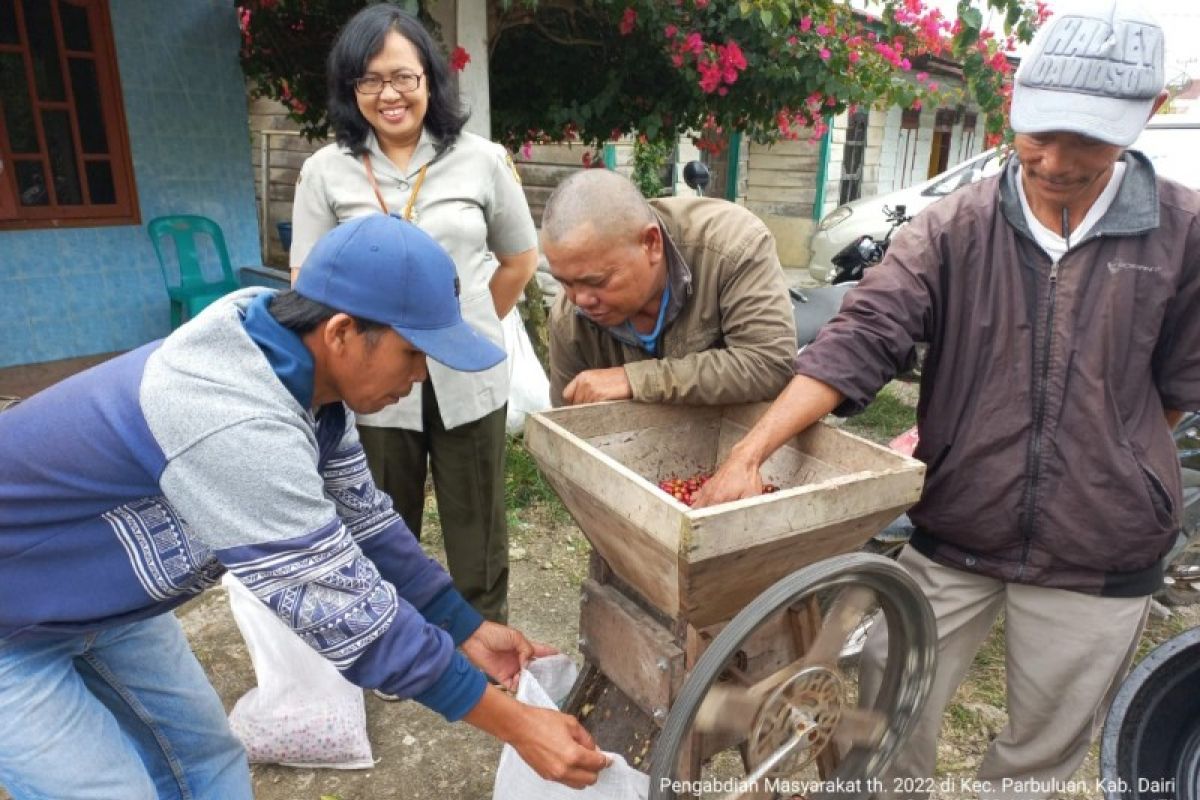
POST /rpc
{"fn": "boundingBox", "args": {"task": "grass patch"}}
[1134,610,1192,664]
[842,387,918,444]
[961,618,1007,708]
[505,435,569,519]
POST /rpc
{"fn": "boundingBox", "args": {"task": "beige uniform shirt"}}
[291,130,537,430]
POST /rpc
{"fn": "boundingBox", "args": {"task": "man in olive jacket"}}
[696,1,1198,797]
[542,169,797,407]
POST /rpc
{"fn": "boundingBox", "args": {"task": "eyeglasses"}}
[353,72,424,95]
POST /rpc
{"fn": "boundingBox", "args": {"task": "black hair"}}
[326,5,468,156]
[269,290,387,345]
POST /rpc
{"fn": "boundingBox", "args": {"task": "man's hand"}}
[461,621,557,691]
[693,375,845,507]
[511,705,610,788]
[464,687,609,788]
[562,367,632,405]
[691,452,764,508]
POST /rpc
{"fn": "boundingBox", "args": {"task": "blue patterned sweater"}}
[0,289,487,721]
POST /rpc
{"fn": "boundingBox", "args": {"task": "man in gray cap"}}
[696,1,1198,796]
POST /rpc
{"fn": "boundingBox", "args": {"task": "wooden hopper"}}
[524,401,925,629]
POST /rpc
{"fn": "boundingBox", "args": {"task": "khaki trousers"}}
[358,381,509,624]
[860,547,1149,800]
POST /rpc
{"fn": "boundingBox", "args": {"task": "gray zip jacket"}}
[796,151,1200,596]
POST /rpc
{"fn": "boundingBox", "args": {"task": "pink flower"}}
[787,35,798,46]
[848,51,860,64]
[816,24,830,37]
[800,16,812,32]
[520,142,533,161]
[665,24,678,38]
[619,7,637,36]
[449,46,471,72]
[911,99,923,110]
[720,40,747,71]
[684,32,704,53]
[927,81,939,92]
[695,0,709,7]
[698,61,722,93]
[916,71,928,82]
[819,48,831,60]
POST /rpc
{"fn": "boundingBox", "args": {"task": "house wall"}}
[872,103,988,200]
[248,98,327,268]
[745,138,822,269]
[1,0,259,369]
[748,73,990,272]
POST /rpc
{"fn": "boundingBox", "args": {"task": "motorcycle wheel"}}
[1101,626,1200,800]
[648,553,935,800]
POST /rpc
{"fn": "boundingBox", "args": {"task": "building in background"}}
[0,0,259,369]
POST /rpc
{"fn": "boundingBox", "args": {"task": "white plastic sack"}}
[502,310,551,435]
[493,655,649,800]
[223,573,374,769]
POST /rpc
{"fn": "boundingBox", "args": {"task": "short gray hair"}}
[541,169,657,245]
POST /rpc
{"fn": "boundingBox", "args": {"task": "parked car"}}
[806,119,1200,284]
[807,147,1004,283]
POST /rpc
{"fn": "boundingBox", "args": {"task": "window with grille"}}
[837,108,870,205]
[927,108,957,177]
[961,112,978,159]
[0,0,137,229]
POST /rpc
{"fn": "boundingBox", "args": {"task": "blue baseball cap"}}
[294,213,505,372]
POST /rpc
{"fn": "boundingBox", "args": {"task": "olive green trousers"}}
[358,381,509,624]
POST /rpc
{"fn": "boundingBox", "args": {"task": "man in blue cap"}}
[0,214,609,798]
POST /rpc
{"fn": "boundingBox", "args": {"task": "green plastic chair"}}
[146,215,241,329]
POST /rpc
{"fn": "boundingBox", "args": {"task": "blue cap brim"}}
[395,320,506,373]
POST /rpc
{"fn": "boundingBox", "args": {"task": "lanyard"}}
[362,153,428,223]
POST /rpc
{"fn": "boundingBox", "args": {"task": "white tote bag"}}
[223,573,375,769]
[492,655,650,800]
[502,310,551,435]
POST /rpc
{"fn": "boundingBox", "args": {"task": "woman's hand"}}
[489,248,539,319]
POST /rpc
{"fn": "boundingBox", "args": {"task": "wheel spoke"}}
[833,708,888,749]
[721,731,810,800]
[693,684,759,734]
[801,585,877,666]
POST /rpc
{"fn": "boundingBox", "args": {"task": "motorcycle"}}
[827,203,913,285]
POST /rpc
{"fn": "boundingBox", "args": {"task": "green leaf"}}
[760,8,774,27]
[960,7,983,33]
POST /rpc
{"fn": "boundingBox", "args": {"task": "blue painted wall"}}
[0,0,260,368]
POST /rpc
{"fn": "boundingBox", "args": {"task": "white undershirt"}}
[1016,162,1125,262]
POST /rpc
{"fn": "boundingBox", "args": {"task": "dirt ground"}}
[182,505,1199,800]
[183,506,591,800]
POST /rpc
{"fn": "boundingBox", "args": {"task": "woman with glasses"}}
[232,5,544,767]
[290,5,538,629]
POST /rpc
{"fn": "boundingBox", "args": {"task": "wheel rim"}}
[649,553,935,800]
[1102,626,1200,800]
